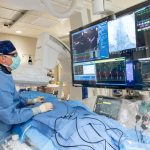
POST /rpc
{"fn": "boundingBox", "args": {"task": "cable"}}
[0,6,22,12]
[135,125,139,142]
[76,116,117,150]
[81,116,123,150]
[54,116,95,150]
[53,102,124,150]
[76,117,105,144]
[53,104,95,149]
[135,115,141,142]
[106,128,123,150]
[91,124,116,150]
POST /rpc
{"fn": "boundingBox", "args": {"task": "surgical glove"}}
[27,97,44,105]
[32,102,53,115]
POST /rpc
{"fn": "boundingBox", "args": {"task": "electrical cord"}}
[90,124,116,150]
[106,128,123,149]
[54,115,95,150]
[53,104,95,150]
[135,124,139,142]
[134,114,148,143]
[75,117,105,144]
[80,116,123,150]
[53,102,124,150]
[78,117,123,150]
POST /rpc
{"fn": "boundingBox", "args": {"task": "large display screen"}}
[70,1,150,90]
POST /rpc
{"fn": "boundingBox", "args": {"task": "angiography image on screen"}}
[70,1,150,89]
[108,13,136,54]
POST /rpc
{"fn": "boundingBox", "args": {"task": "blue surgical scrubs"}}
[0,70,33,139]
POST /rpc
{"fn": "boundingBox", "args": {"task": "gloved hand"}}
[33,97,45,103]
[32,102,53,115]
[27,96,44,105]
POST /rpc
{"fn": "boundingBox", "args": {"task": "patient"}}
[0,40,53,139]
[13,91,150,150]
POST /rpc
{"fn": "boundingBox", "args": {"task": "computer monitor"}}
[95,58,134,87]
[72,57,134,88]
[108,2,150,60]
[108,13,136,56]
[70,1,150,90]
[71,21,109,63]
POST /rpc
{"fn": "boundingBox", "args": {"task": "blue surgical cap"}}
[0,40,16,55]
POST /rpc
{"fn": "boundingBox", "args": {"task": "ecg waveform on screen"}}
[96,60,126,83]
[135,5,150,48]
[136,5,150,32]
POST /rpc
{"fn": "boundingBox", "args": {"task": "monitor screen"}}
[133,58,150,89]
[70,1,150,90]
[71,21,109,63]
[108,13,136,54]
[73,57,134,88]
[135,5,150,49]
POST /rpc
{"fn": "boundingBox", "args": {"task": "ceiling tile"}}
[31,17,59,28]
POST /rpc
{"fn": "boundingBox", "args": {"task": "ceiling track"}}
[0,5,22,12]
[0,17,12,21]
[4,10,28,28]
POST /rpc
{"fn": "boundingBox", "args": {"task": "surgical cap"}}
[0,40,16,55]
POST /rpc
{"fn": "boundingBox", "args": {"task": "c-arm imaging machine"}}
[12,32,72,95]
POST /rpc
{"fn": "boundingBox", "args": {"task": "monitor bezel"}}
[70,0,150,90]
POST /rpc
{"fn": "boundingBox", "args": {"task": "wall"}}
[0,33,37,64]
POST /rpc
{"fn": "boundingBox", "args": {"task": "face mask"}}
[10,55,21,70]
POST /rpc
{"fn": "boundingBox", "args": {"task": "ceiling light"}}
[16,30,22,34]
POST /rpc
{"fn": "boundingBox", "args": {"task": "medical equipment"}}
[70,1,150,90]
[12,32,71,88]
[0,134,32,150]
[94,96,122,120]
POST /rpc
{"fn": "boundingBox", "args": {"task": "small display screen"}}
[135,5,150,49]
[95,58,126,85]
[71,22,109,63]
[108,13,136,53]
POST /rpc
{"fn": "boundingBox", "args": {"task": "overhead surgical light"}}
[40,0,79,18]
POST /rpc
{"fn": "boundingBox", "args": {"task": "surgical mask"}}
[10,55,21,70]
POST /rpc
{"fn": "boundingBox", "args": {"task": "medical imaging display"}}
[108,13,136,56]
[133,58,150,89]
[72,22,109,63]
[95,58,134,86]
[135,5,150,49]
[96,58,126,84]
[70,1,150,89]
[73,61,96,84]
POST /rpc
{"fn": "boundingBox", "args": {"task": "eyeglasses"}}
[6,53,18,57]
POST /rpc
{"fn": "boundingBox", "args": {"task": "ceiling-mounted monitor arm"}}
[40,0,79,18]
